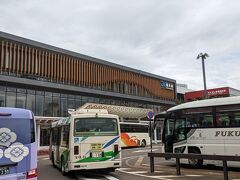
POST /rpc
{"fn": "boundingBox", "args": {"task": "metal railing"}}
[148,152,240,180]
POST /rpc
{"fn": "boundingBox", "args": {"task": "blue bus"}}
[0,107,37,180]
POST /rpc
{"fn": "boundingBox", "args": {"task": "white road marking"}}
[128,171,149,174]
[122,154,147,160]
[77,173,119,180]
[117,168,173,180]
[132,149,158,153]
[118,168,131,170]
[134,156,144,167]
[152,175,178,178]
[77,176,99,180]
[104,175,119,180]
[185,174,203,177]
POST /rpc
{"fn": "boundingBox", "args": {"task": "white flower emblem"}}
[0,149,3,159]
[4,143,29,163]
[0,128,17,147]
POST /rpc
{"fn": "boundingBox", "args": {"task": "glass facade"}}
[0,84,165,117]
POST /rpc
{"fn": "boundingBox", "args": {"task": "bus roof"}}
[120,122,148,126]
[168,96,240,112]
[0,107,33,119]
[70,109,108,115]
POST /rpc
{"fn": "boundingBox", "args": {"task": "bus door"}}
[162,119,174,153]
[173,118,187,153]
[56,127,61,164]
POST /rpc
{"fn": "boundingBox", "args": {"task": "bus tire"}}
[141,140,146,147]
[61,156,67,176]
[51,152,56,168]
[188,148,203,168]
[105,167,116,173]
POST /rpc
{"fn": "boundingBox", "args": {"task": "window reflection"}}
[52,96,60,117]
[67,95,75,110]
[0,90,5,107]
[6,92,16,107]
[61,97,67,117]
[16,93,26,108]
[44,95,52,116]
[75,99,82,109]
[26,94,35,113]
[36,94,44,116]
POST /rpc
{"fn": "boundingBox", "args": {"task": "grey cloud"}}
[0,0,240,90]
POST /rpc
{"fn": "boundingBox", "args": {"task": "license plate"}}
[91,144,102,151]
[0,167,9,176]
[92,152,102,158]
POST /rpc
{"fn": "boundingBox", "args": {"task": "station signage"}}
[207,88,228,96]
[160,81,174,90]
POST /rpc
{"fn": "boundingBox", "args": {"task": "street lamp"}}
[197,53,209,99]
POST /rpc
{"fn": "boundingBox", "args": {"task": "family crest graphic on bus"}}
[0,127,17,147]
[0,127,29,162]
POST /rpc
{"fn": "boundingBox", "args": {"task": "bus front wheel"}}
[61,157,68,176]
[188,148,203,168]
[141,140,146,147]
[51,152,56,168]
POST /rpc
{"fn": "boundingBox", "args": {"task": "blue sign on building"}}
[160,81,174,90]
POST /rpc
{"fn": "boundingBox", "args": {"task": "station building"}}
[0,31,176,149]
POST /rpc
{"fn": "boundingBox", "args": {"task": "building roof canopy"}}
[78,103,152,119]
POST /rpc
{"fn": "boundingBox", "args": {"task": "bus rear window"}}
[0,118,34,145]
[74,118,118,136]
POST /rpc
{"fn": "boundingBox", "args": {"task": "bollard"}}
[150,156,154,173]
[223,160,228,180]
[176,157,181,175]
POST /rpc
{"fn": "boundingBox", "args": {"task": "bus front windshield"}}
[74,118,118,136]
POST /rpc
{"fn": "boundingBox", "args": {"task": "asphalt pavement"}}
[38,145,240,180]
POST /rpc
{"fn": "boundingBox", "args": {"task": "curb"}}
[38,149,49,156]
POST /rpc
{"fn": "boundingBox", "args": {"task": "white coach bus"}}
[155,96,240,167]
[120,122,150,147]
[49,109,121,175]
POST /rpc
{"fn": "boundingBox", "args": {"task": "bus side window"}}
[62,126,70,147]
[229,112,240,127]
[174,119,186,142]
[30,120,35,143]
[186,115,199,128]
[57,127,61,146]
[216,113,232,127]
[51,128,55,145]
[201,114,213,127]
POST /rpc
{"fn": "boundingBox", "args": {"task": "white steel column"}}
[37,124,41,150]
[154,128,157,144]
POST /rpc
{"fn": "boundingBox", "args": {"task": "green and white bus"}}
[49,109,121,175]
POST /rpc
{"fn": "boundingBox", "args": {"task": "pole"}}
[201,58,208,99]
[149,120,153,153]
[223,160,228,180]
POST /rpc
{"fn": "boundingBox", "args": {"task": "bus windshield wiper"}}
[0,145,8,148]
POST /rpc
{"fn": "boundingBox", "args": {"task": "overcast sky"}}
[0,0,240,90]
